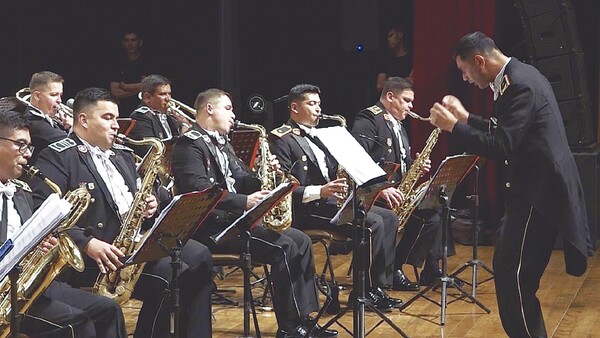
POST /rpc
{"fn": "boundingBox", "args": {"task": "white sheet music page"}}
[0,193,71,279]
[312,126,386,186]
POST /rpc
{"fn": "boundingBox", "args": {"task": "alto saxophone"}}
[318,114,351,207]
[0,166,90,338]
[393,127,441,230]
[234,121,296,232]
[92,135,164,304]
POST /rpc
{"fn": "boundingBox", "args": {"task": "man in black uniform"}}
[352,77,452,291]
[429,31,592,338]
[128,74,188,157]
[269,84,402,310]
[23,71,72,162]
[0,108,127,337]
[31,88,214,338]
[172,88,335,338]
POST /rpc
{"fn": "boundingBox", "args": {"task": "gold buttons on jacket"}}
[97,222,104,228]
[505,182,511,188]
[504,159,509,165]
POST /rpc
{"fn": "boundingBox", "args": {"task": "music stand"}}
[124,186,227,338]
[449,162,494,302]
[210,181,298,338]
[230,129,261,168]
[312,126,408,338]
[399,155,490,325]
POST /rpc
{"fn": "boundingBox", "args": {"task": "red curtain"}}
[412,0,500,222]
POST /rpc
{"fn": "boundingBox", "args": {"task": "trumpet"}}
[16,87,73,126]
[137,92,195,127]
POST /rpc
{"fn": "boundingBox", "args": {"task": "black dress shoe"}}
[420,269,465,287]
[348,289,394,312]
[392,270,420,291]
[276,324,314,338]
[372,286,404,308]
[304,317,338,337]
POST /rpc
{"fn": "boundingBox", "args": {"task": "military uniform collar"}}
[490,57,512,101]
[27,104,55,126]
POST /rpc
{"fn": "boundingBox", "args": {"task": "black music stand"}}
[312,126,408,338]
[210,181,298,338]
[399,155,490,325]
[449,163,494,302]
[124,186,227,338]
[230,129,261,168]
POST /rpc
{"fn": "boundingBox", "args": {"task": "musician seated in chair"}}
[0,106,127,338]
[172,88,336,338]
[30,88,214,338]
[269,84,402,310]
[352,77,456,291]
[128,74,190,157]
[22,71,73,163]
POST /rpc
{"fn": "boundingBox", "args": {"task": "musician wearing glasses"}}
[172,88,335,338]
[0,107,127,338]
[30,88,214,338]
[352,77,453,291]
[269,84,402,311]
[23,71,73,162]
[128,74,190,157]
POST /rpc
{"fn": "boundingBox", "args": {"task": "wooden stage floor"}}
[123,243,600,337]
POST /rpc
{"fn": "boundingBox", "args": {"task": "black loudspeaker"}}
[514,0,595,147]
[572,147,600,248]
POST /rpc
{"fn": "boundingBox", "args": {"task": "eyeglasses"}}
[0,137,35,155]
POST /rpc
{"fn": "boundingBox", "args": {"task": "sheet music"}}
[0,193,71,279]
[312,126,385,186]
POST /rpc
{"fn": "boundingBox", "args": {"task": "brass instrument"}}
[318,114,352,207]
[393,126,441,230]
[16,87,73,126]
[235,121,296,232]
[137,92,195,127]
[93,134,164,304]
[0,165,90,338]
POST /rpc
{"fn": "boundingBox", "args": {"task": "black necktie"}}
[1,194,8,244]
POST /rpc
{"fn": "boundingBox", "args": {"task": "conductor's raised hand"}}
[442,95,469,123]
[430,102,458,132]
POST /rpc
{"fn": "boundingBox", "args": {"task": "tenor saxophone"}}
[393,127,441,230]
[234,121,296,232]
[92,135,164,304]
[0,166,90,338]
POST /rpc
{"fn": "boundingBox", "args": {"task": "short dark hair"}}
[122,28,143,40]
[453,31,497,60]
[194,88,231,111]
[288,84,321,107]
[73,88,118,118]
[381,77,414,97]
[29,71,64,91]
[0,97,27,114]
[0,110,30,137]
[141,74,171,95]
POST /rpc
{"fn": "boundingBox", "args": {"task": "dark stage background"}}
[1,0,598,237]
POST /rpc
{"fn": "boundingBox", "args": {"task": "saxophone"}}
[92,135,164,304]
[234,121,296,232]
[0,166,90,338]
[393,127,441,230]
[318,114,352,208]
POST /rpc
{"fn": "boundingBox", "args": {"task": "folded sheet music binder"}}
[0,193,71,280]
[124,186,227,265]
[210,180,299,245]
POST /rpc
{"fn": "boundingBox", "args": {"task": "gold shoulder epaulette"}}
[367,105,383,115]
[10,179,31,192]
[271,125,292,138]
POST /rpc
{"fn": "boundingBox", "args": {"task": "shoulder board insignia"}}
[48,138,76,152]
[499,74,511,96]
[134,106,153,114]
[112,143,134,152]
[184,130,203,140]
[271,125,292,138]
[9,179,31,192]
[367,105,383,115]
